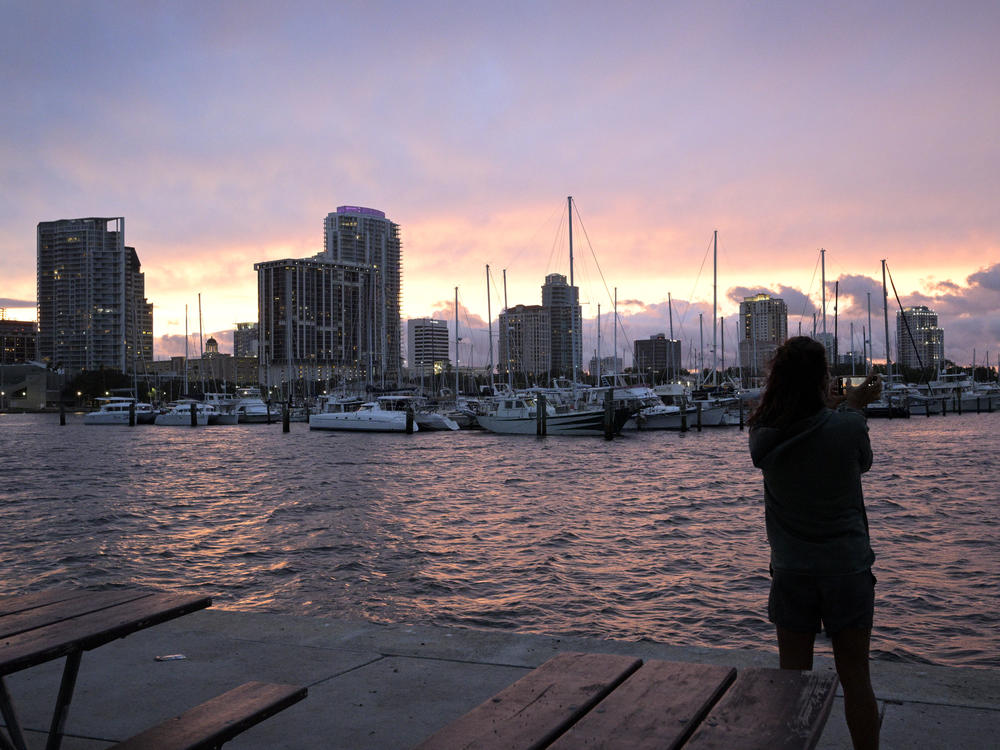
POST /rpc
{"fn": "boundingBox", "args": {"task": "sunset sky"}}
[2,1,998,369]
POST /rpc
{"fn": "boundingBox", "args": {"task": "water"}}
[2,412,997,669]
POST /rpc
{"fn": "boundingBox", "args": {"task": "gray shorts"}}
[768,567,875,635]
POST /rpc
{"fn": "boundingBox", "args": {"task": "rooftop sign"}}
[336,206,385,219]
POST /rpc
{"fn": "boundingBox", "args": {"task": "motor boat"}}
[309,396,418,432]
[476,393,632,436]
[233,387,274,424]
[375,395,460,431]
[202,392,239,425]
[154,400,217,426]
[83,397,157,425]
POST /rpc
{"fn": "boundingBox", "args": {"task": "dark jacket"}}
[749,405,874,575]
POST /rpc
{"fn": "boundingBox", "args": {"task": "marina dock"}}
[3,609,997,749]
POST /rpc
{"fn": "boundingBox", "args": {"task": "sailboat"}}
[476,197,636,436]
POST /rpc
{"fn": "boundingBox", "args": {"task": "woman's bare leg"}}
[776,626,816,670]
[831,627,879,750]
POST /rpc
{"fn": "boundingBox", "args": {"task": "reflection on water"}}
[1,412,997,668]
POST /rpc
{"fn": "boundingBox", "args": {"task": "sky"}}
[2,0,999,369]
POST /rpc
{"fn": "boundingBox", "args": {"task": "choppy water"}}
[1,412,997,668]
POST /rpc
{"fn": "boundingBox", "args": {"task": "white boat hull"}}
[155,412,209,426]
[625,409,689,430]
[238,411,274,424]
[415,413,460,431]
[309,412,416,432]
[83,413,130,425]
[477,408,626,436]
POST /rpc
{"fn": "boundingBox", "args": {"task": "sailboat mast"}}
[821,248,827,339]
[881,259,892,381]
[712,230,717,386]
[568,196,577,385]
[698,312,704,388]
[834,280,840,365]
[183,304,189,395]
[668,291,674,381]
[503,268,511,389]
[486,264,494,390]
[721,316,725,378]
[613,287,618,374]
[596,302,601,383]
[454,287,459,398]
[867,291,873,372]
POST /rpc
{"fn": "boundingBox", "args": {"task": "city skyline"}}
[2,1,998,366]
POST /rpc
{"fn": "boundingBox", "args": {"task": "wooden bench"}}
[109,681,307,750]
[415,651,837,750]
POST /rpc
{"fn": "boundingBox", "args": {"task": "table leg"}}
[44,650,82,750]
[0,676,28,750]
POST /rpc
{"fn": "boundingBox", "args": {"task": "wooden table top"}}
[0,587,212,676]
[416,651,838,750]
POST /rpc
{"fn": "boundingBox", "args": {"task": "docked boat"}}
[595,374,694,430]
[233,386,274,424]
[203,392,239,425]
[476,394,633,436]
[375,395,460,431]
[154,400,217,426]
[309,396,418,432]
[83,397,157,425]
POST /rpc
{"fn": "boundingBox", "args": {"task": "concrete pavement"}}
[3,609,997,748]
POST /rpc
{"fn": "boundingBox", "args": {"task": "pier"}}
[3,610,996,748]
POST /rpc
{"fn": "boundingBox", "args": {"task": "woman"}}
[748,336,882,750]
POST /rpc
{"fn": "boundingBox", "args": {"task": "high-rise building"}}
[36,217,152,374]
[739,294,788,378]
[896,306,944,371]
[498,304,551,382]
[0,317,37,363]
[324,205,402,382]
[233,322,259,357]
[255,205,402,392]
[407,318,450,377]
[255,257,371,389]
[541,273,582,378]
[633,333,682,378]
[588,355,622,379]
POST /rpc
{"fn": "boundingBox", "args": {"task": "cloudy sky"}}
[2,1,998,368]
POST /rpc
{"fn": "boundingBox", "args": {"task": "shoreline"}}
[4,610,998,748]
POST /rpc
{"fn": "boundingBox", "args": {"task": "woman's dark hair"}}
[747,336,829,429]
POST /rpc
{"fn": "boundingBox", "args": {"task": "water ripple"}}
[0,412,998,668]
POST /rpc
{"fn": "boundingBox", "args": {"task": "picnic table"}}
[0,587,212,750]
[416,651,838,750]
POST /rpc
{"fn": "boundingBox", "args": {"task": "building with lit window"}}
[542,273,582,378]
[739,293,788,379]
[588,355,622,378]
[255,205,402,393]
[407,318,450,377]
[896,305,944,371]
[498,304,551,382]
[0,317,37,363]
[36,217,152,374]
[233,322,259,357]
[633,333,682,379]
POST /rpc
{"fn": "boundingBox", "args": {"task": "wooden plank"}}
[548,660,736,750]
[109,681,307,750]
[0,589,92,618]
[0,593,211,676]
[0,590,158,639]
[684,668,838,750]
[415,652,642,750]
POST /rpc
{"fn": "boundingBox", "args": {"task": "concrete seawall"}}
[4,609,998,748]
